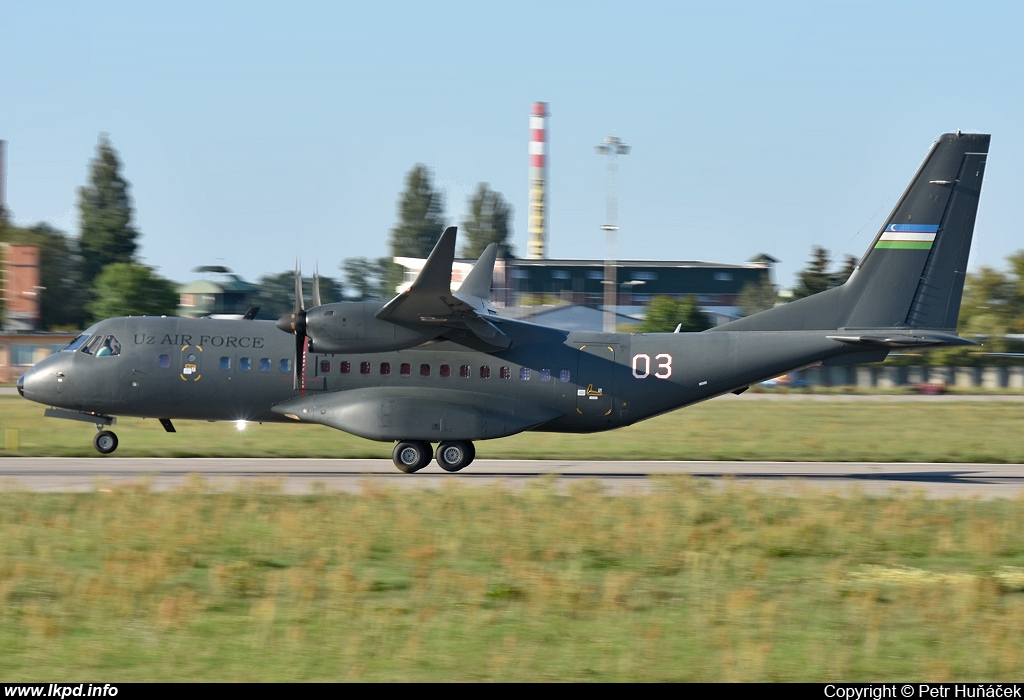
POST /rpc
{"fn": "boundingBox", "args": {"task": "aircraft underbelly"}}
[271,387,562,442]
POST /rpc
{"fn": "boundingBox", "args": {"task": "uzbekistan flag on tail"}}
[875,223,939,249]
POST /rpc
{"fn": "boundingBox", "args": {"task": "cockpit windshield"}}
[81,334,121,357]
[61,334,91,352]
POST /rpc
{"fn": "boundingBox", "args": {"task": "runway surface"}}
[2,458,1024,498]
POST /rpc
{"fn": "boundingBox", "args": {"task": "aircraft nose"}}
[17,359,64,406]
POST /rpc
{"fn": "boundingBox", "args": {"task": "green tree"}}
[340,257,391,301]
[78,135,139,289]
[957,250,1024,336]
[790,247,858,299]
[390,164,447,259]
[88,263,177,321]
[833,254,858,286]
[737,277,780,316]
[637,296,713,333]
[460,183,514,259]
[792,246,834,299]
[253,271,343,320]
[388,165,446,292]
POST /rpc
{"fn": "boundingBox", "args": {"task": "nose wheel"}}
[93,429,119,454]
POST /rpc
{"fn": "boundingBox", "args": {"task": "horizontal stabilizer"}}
[827,332,979,348]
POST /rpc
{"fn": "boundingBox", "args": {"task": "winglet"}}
[376,227,457,322]
[409,226,457,294]
[454,243,497,312]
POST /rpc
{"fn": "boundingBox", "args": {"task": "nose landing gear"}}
[93,428,119,454]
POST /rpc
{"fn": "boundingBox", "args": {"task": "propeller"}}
[275,263,326,392]
[275,263,308,392]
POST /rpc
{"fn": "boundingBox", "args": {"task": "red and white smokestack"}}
[527,102,547,259]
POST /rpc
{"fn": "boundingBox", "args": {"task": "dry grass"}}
[2,479,1024,681]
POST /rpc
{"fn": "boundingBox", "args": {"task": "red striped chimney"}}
[527,102,548,259]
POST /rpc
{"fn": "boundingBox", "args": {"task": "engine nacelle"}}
[303,301,440,353]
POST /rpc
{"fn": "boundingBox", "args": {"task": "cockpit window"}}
[83,335,121,357]
[62,334,91,352]
[81,335,103,355]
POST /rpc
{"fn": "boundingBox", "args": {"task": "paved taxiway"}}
[2,458,1024,499]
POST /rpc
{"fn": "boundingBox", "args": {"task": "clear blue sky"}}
[2,0,1022,291]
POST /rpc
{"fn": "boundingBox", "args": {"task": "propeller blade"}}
[294,263,305,314]
[280,260,309,392]
[312,264,322,308]
[294,333,306,392]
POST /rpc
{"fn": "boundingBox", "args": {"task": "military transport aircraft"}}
[18,132,989,473]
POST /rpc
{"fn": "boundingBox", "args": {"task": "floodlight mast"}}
[595,136,630,332]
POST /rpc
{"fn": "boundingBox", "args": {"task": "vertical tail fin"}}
[714,132,989,333]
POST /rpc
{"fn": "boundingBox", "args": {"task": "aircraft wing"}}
[376,228,511,349]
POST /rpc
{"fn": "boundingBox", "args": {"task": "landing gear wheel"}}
[93,430,118,455]
[392,440,431,473]
[436,440,474,472]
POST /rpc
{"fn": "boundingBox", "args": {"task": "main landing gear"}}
[391,440,476,473]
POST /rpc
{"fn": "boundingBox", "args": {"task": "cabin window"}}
[339,361,351,374]
[360,361,371,375]
[240,357,251,371]
[400,363,411,376]
[220,357,231,370]
[540,369,551,382]
[560,369,571,382]
[158,354,171,369]
[259,358,271,372]
[460,365,471,378]
[380,362,391,375]
[320,359,331,373]
[500,366,511,380]
[280,359,292,373]
[519,367,531,380]
[480,366,491,379]
[420,363,430,377]
[440,364,451,378]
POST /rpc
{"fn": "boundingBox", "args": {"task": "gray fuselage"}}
[21,314,853,441]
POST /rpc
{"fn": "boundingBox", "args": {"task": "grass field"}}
[3,396,1023,681]
[1,396,1022,463]
[2,481,1024,681]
